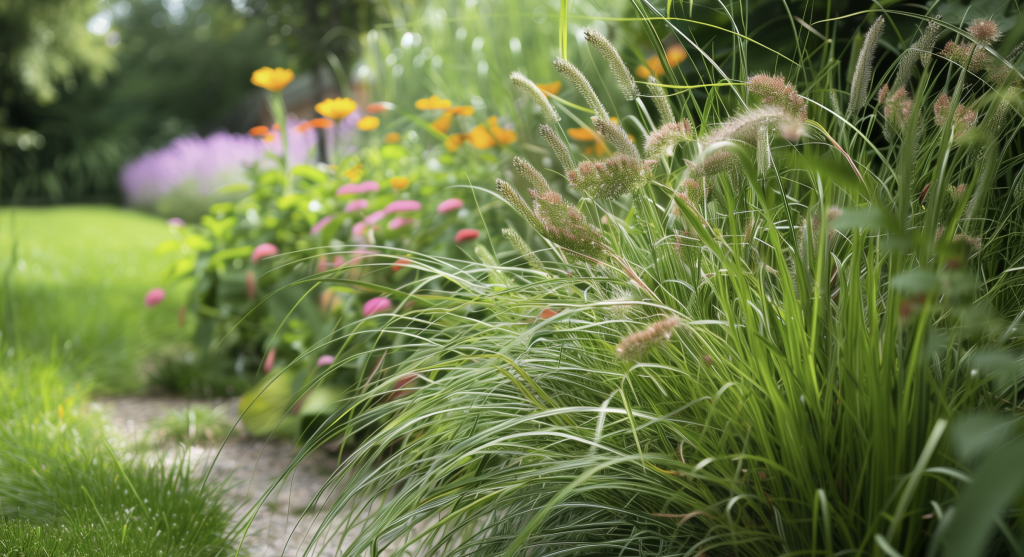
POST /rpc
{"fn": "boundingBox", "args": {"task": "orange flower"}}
[446,105,475,116]
[366,101,395,114]
[250,67,294,92]
[487,116,517,146]
[444,133,466,152]
[536,81,562,96]
[295,121,313,133]
[635,44,687,78]
[467,125,495,149]
[384,131,401,143]
[415,95,451,110]
[666,44,687,66]
[262,133,276,144]
[390,176,411,190]
[357,116,380,131]
[248,125,270,137]
[567,127,598,141]
[431,112,455,133]
[315,97,357,120]
[309,118,335,129]
[583,141,610,157]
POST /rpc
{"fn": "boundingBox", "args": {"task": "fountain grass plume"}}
[510,71,561,124]
[847,16,885,118]
[554,57,609,121]
[584,28,639,101]
[645,77,676,126]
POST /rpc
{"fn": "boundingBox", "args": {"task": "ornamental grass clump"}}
[272,5,1024,556]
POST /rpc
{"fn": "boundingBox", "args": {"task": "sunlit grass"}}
[0,205,190,393]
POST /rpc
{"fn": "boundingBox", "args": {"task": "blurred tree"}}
[1,0,285,203]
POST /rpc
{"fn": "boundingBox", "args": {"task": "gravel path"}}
[98,395,355,556]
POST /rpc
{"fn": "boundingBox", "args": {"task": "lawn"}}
[0,205,189,393]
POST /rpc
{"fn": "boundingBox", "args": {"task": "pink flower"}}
[437,198,464,214]
[251,243,279,262]
[336,181,380,195]
[167,217,186,227]
[144,288,166,307]
[316,354,335,366]
[345,199,369,213]
[264,348,276,373]
[246,270,256,299]
[310,215,334,235]
[454,228,480,243]
[388,217,413,230]
[317,257,329,273]
[384,200,422,214]
[362,296,392,317]
[332,255,345,268]
[352,221,368,236]
[364,210,387,225]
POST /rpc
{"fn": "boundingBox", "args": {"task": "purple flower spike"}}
[384,200,422,214]
[345,199,369,213]
[436,198,464,214]
[388,217,413,230]
[145,288,166,307]
[310,215,335,235]
[251,243,280,262]
[316,354,335,366]
[364,210,387,225]
[167,217,186,227]
[362,297,392,317]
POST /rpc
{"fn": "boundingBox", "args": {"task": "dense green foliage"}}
[260,1,1024,554]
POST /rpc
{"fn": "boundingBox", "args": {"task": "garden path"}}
[99,395,357,556]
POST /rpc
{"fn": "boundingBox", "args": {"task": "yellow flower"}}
[415,95,452,110]
[536,81,562,96]
[343,164,364,182]
[384,131,401,144]
[390,176,411,190]
[315,97,358,120]
[466,117,517,149]
[250,67,294,92]
[357,116,380,131]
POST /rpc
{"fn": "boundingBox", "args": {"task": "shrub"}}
[164,75,523,437]
[277,8,1024,555]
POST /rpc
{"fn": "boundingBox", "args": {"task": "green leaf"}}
[294,164,328,184]
[890,269,939,295]
[216,182,252,194]
[208,246,255,268]
[155,240,180,255]
[184,234,213,252]
[380,145,407,160]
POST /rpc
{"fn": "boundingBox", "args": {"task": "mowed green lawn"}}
[0,205,190,393]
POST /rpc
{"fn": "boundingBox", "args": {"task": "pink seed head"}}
[251,243,279,263]
[316,354,335,366]
[362,296,393,317]
[345,199,369,213]
[144,288,166,307]
[264,348,276,373]
[310,215,334,236]
[454,228,480,243]
[167,217,185,227]
[437,198,464,214]
[385,200,422,214]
